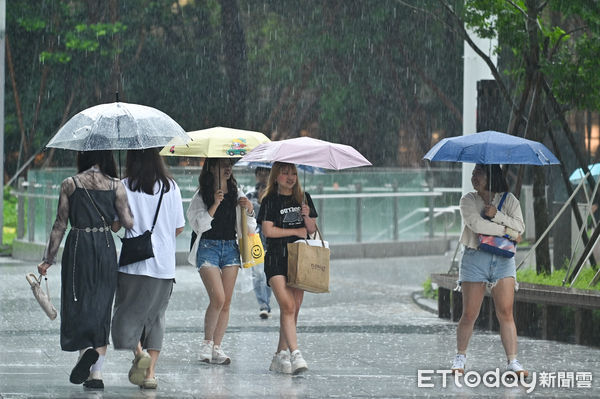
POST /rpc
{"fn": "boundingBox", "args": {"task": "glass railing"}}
[16,167,463,250]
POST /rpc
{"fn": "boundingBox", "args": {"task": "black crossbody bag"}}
[119,185,165,267]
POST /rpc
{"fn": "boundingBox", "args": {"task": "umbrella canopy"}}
[238,136,371,170]
[234,160,324,174]
[423,130,560,165]
[46,102,190,151]
[160,126,270,158]
[569,163,600,185]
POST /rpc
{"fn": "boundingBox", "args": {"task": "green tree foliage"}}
[243,0,464,165]
[460,0,600,115]
[5,0,465,177]
[442,0,600,274]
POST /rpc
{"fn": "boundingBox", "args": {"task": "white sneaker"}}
[199,340,213,363]
[290,349,308,375]
[269,350,292,374]
[259,309,269,319]
[506,359,529,378]
[211,345,231,365]
[451,354,466,374]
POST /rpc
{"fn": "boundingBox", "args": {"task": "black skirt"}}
[60,187,118,351]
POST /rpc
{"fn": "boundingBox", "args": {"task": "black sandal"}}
[83,378,104,390]
[69,349,99,384]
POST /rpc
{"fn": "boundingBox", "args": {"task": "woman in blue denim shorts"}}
[451,164,527,378]
[187,158,256,365]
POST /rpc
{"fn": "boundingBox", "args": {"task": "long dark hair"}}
[125,148,172,194]
[478,164,509,193]
[77,150,117,178]
[199,158,238,207]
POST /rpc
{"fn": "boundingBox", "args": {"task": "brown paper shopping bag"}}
[287,227,330,293]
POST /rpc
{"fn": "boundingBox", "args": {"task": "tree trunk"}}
[220,0,247,127]
[524,0,551,273]
[528,77,552,273]
[108,0,122,99]
[5,36,28,159]
[544,107,596,267]
[533,165,551,273]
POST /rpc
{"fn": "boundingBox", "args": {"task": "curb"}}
[12,237,454,263]
[411,290,438,314]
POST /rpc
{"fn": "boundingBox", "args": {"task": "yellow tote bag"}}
[239,209,265,268]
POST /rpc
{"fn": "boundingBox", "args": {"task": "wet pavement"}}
[1,253,598,398]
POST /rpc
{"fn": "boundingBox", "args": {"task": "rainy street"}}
[4,1,600,398]
[1,253,598,398]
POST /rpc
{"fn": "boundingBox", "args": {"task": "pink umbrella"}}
[239,136,371,170]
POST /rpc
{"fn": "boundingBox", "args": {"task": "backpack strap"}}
[150,184,165,233]
[497,192,509,212]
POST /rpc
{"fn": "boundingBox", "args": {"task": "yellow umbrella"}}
[159,126,270,158]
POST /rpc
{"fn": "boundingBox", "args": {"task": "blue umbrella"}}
[423,130,560,165]
[569,164,600,185]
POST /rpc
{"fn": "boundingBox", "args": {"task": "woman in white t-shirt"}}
[111,148,185,390]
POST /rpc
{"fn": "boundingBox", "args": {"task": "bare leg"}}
[134,342,143,357]
[491,277,517,359]
[95,345,107,356]
[146,350,160,379]
[456,282,486,353]
[211,266,238,346]
[199,267,226,341]
[270,276,300,353]
[292,288,304,325]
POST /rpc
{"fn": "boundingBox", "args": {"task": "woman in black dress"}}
[38,150,133,389]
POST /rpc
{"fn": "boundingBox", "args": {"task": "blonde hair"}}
[262,162,304,204]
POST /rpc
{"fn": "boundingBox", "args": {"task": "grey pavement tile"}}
[1,255,599,398]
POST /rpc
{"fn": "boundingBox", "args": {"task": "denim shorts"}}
[196,239,240,270]
[459,247,516,287]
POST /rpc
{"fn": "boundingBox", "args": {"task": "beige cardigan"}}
[459,191,525,250]
[186,190,257,266]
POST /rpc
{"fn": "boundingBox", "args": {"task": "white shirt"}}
[119,178,185,279]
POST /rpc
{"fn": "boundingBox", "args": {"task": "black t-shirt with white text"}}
[257,192,318,255]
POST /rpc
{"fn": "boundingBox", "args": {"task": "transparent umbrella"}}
[45,102,190,151]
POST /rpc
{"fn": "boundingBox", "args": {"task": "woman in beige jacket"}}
[451,164,527,378]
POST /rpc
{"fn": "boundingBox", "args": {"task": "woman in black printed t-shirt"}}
[257,162,318,375]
